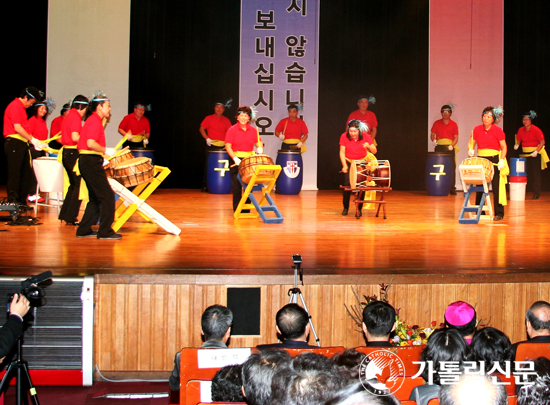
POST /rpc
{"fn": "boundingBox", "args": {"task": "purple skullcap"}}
[445,301,475,326]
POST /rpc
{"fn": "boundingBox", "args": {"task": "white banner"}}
[240,0,319,190]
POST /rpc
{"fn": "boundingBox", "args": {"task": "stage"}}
[1,187,549,376]
[0,188,548,279]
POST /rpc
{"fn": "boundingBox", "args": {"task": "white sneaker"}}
[27,195,37,202]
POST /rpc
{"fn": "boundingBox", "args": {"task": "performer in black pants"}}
[76,92,120,239]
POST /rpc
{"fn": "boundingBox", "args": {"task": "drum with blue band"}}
[207,150,232,194]
[275,150,303,195]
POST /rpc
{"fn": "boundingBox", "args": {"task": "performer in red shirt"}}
[275,104,309,151]
[49,103,70,150]
[25,98,56,202]
[430,104,459,195]
[118,102,151,149]
[469,106,508,221]
[3,86,43,204]
[514,111,547,199]
[199,100,232,192]
[76,92,119,239]
[339,119,377,216]
[346,96,378,141]
[58,95,89,225]
[225,106,263,212]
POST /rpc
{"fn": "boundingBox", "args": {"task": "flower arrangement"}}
[391,319,440,346]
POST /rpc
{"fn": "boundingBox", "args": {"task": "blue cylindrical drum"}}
[275,150,303,195]
[425,152,453,196]
[207,150,232,194]
[131,148,155,165]
[510,158,527,177]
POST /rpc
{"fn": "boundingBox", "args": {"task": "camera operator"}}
[0,294,30,360]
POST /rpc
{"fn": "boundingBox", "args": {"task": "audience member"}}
[325,383,401,405]
[361,301,396,347]
[257,303,317,349]
[169,304,233,391]
[444,301,477,344]
[512,301,550,358]
[241,348,292,405]
[331,348,367,381]
[439,373,507,405]
[516,357,550,405]
[211,364,246,402]
[470,327,513,373]
[410,328,473,405]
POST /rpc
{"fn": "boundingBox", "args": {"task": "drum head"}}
[349,161,357,189]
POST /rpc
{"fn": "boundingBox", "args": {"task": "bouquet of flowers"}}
[391,319,440,346]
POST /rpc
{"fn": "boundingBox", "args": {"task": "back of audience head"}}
[282,355,347,405]
[212,364,245,402]
[362,301,396,340]
[325,383,401,405]
[516,357,550,405]
[331,348,367,381]
[444,301,477,340]
[201,304,233,341]
[421,328,472,385]
[470,327,513,373]
[241,348,292,405]
[439,373,507,405]
[276,303,310,340]
[526,301,550,337]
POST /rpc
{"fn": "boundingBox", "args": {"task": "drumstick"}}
[114,135,128,151]
[107,146,130,161]
[42,147,58,154]
[44,134,61,143]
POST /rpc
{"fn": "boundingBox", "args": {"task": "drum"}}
[275,150,303,195]
[105,149,134,177]
[373,160,391,187]
[459,157,494,185]
[426,152,453,196]
[349,160,378,188]
[112,157,154,187]
[238,154,275,184]
[132,147,155,165]
[207,150,232,194]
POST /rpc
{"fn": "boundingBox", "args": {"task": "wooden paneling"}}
[94,280,548,374]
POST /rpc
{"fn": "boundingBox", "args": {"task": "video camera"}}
[6,271,52,313]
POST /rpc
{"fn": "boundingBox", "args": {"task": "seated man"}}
[439,373,507,405]
[444,301,477,344]
[168,304,233,392]
[257,303,317,349]
[362,301,396,347]
[512,300,550,357]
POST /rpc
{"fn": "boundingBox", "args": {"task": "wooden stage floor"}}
[0,187,549,281]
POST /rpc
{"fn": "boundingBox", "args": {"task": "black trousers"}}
[4,137,33,204]
[526,154,542,195]
[475,155,504,217]
[342,171,364,210]
[58,149,82,223]
[77,154,116,237]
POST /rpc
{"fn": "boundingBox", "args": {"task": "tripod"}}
[0,336,40,405]
[287,257,321,346]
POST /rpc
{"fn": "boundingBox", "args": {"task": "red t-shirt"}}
[200,114,231,141]
[516,124,544,147]
[118,113,150,135]
[225,123,260,152]
[339,132,374,160]
[275,117,309,140]
[346,109,378,134]
[78,113,105,150]
[473,124,505,150]
[3,98,28,137]
[61,109,83,146]
[50,115,64,137]
[24,116,48,141]
[431,119,458,141]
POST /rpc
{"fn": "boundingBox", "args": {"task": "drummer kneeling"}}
[340,119,377,217]
[225,106,263,212]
